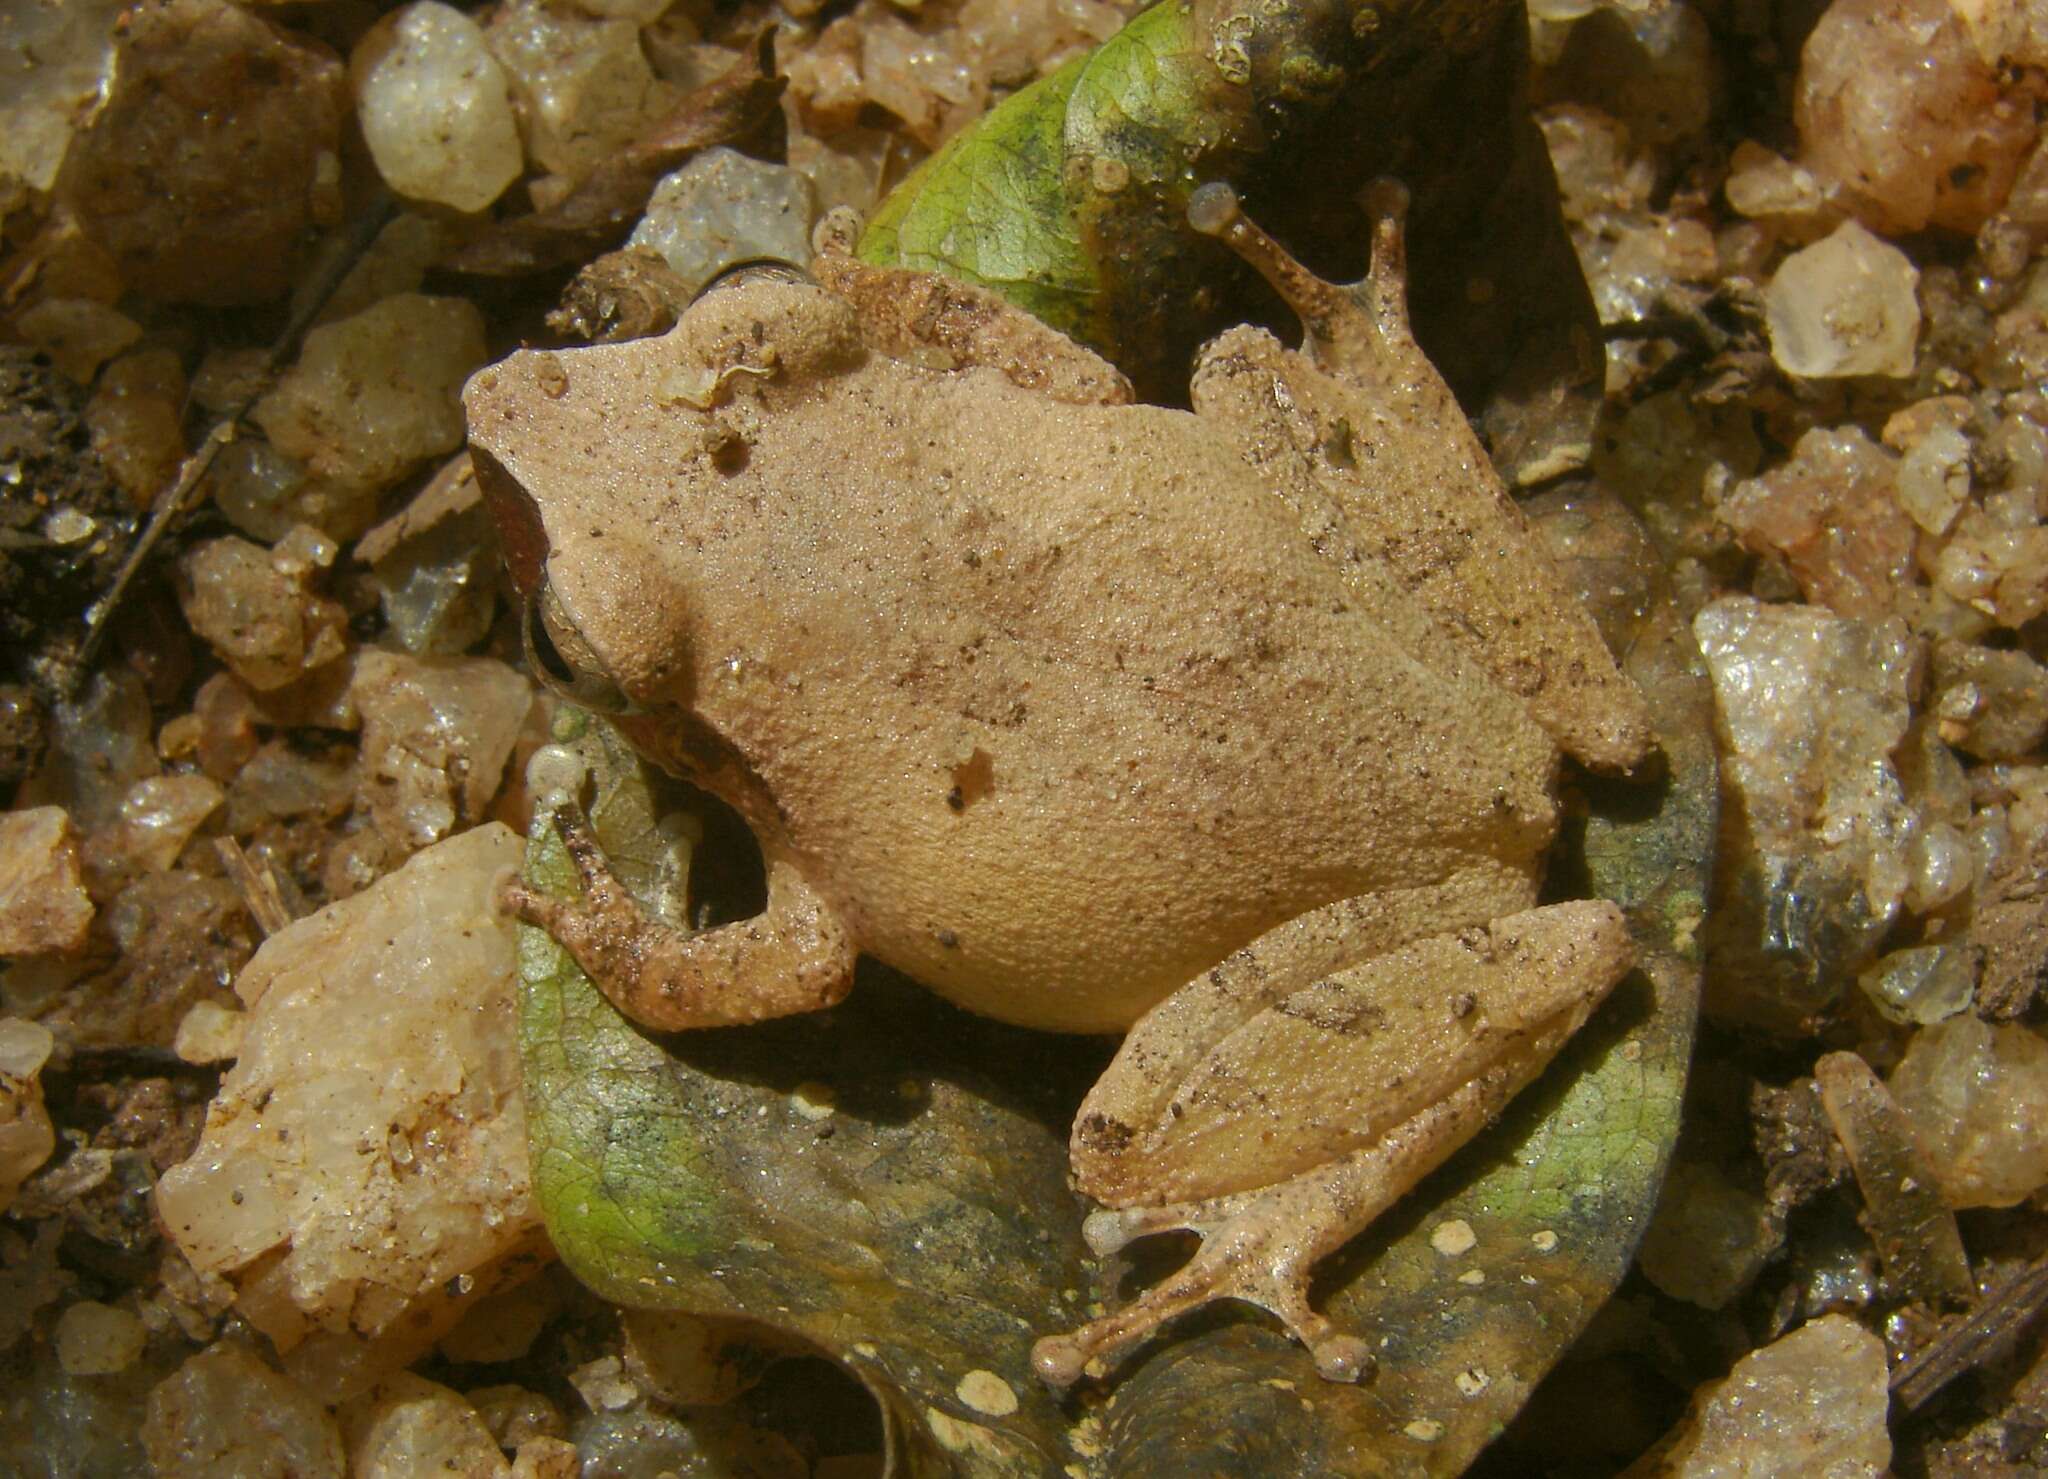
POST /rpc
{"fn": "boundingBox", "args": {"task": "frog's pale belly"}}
[747,627,1557,1030]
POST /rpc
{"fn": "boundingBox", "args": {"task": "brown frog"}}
[462,181,1655,1386]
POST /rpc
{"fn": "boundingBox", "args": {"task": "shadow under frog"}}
[462,181,1656,1387]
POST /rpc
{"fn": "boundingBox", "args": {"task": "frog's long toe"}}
[496,867,555,925]
[1035,1022,1587,1390]
[1032,1182,1375,1387]
[1186,176,1423,383]
[547,805,614,890]
[495,806,630,933]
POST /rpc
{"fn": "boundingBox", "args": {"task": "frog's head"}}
[463,268,867,723]
[460,348,664,718]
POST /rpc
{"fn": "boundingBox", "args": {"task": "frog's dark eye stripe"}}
[523,585,635,715]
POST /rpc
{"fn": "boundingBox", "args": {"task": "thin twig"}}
[1891,1250,2048,1414]
[75,193,397,678]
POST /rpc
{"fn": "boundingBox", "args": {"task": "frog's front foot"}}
[502,804,857,1032]
[495,805,618,937]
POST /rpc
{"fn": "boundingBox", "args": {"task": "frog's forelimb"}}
[501,805,855,1030]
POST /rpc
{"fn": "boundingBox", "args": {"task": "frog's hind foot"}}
[1036,901,1636,1389]
[1034,1063,1518,1390]
[1031,1179,1377,1390]
[1186,178,1422,380]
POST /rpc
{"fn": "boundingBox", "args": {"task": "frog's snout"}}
[465,440,551,603]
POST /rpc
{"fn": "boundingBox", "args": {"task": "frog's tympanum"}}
[463,181,1656,1388]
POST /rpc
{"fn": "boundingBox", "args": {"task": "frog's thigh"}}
[504,810,856,1031]
[1191,337,1652,775]
[1072,898,1633,1209]
[1068,871,1532,1181]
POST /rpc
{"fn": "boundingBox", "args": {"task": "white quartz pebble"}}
[352,1,524,213]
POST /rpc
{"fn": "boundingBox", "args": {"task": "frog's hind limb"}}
[1186,178,1417,380]
[500,806,856,1030]
[1187,180,1656,775]
[1032,897,1633,1387]
[1034,1062,1503,1386]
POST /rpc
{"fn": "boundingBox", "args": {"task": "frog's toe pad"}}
[1033,1198,1374,1388]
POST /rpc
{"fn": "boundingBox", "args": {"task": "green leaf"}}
[862,57,1101,342]
[857,0,1605,480]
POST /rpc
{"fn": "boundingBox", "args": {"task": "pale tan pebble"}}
[1431,1219,1479,1257]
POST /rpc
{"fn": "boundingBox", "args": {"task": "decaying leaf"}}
[545,247,698,345]
[443,31,786,279]
[516,714,1098,1476]
[1815,1051,1974,1305]
[858,0,1602,481]
[514,504,1708,1475]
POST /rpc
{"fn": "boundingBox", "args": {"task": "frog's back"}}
[691,369,1562,1031]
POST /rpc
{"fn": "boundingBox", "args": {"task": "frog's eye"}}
[523,584,635,715]
[692,258,813,303]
